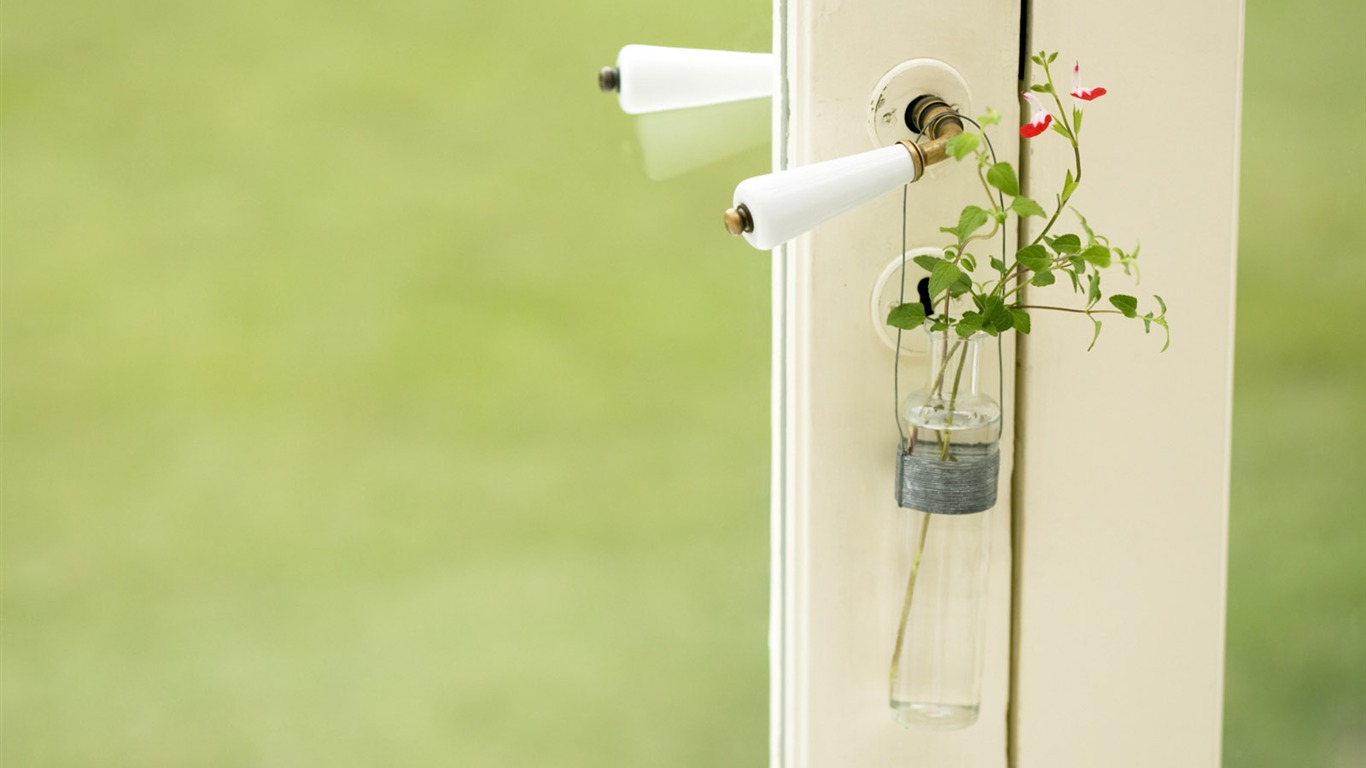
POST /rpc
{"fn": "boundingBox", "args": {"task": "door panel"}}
[773,2,1022,765]
[1011,2,1241,765]
[771,1,1238,765]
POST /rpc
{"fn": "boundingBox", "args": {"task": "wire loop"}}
[892,115,1007,443]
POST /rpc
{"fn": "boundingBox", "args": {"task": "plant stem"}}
[935,330,951,457]
[889,510,933,699]
[1012,304,1125,315]
[964,221,1000,247]
[1042,58,1082,186]
[999,255,1071,302]
[926,339,963,396]
[1010,58,1084,277]
[940,340,969,461]
[975,158,1005,228]
[907,337,961,458]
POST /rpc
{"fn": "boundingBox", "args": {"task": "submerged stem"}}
[929,333,958,459]
[889,510,933,698]
[939,341,969,461]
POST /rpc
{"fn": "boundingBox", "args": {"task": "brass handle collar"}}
[897,97,964,178]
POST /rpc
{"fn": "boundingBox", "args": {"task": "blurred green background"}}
[1223,1,1366,764]
[1,0,1361,766]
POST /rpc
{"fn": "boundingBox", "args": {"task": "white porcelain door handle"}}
[603,45,774,115]
[731,144,921,250]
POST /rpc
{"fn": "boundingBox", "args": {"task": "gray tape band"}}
[895,438,1000,514]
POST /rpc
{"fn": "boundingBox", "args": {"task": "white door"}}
[770,0,1242,765]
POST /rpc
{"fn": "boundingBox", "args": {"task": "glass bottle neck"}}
[922,331,984,400]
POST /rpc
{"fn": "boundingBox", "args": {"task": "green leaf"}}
[1121,241,1143,281]
[913,254,944,273]
[1146,312,1172,352]
[990,256,1006,273]
[1031,53,1045,66]
[979,106,1001,126]
[986,162,1020,196]
[929,260,963,298]
[1067,269,1082,293]
[990,208,1007,225]
[1046,234,1082,254]
[1011,196,1047,218]
[960,253,977,272]
[956,313,985,338]
[1109,294,1139,318]
[1047,52,1058,63]
[946,132,980,161]
[1154,294,1167,315]
[1010,308,1032,334]
[949,271,973,297]
[1029,83,1054,94]
[886,301,928,330]
[1062,169,1079,200]
[950,205,989,240]
[1086,272,1102,309]
[983,297,1014,332]
[1073,107,1083,136]
[1072,208,1097,243]
[1050,120,1072,140]
[1030,269,1056,287]
[1016,244,1051,272]
[1081,244,1112,267]
[1117,246,1140,280]
[1088,317,1103,351]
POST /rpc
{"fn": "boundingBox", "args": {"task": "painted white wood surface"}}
[772,1,1023,765]
[770,0,1240,765]
[1009,2,1242,765]
[770,2,1240,759]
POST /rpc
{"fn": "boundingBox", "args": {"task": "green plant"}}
[886,51,1169,353]
[885,52,1172,717]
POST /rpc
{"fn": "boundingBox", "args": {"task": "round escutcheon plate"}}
[867,59,973,151]
[871,248,970,354]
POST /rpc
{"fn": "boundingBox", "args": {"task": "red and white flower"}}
[1069,61,1107,103]
[1020,92,1052,138]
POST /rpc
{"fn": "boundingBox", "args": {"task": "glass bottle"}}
[890,329,1001,729]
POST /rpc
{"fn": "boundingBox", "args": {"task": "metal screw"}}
[723,205,754,236]
[599,67,619,93]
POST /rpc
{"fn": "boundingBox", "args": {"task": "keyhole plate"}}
[871,248,970,354]
[867,59,972,149]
